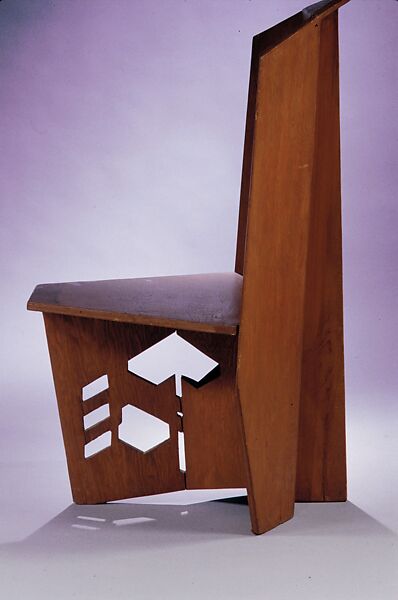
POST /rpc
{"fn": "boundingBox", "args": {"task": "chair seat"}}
[27,272,242,335]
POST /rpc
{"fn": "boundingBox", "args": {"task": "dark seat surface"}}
[27,272,242,335]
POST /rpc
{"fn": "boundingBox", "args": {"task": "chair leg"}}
[295,12,347,503]
[43,314,184,504]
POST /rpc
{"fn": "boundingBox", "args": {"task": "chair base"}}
[43,312,346,534]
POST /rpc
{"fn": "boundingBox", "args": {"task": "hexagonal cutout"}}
[118,405,170,452]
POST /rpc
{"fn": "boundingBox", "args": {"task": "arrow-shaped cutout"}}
[127,331,218,398]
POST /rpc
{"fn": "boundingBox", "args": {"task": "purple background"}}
[1,0,396,403]
[0,1,397,598]
[0,0,396,470]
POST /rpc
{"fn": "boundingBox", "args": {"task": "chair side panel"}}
[44,315,185,503]
[296,11,347,502]
[179,331,247,490]
[236,23,320,533]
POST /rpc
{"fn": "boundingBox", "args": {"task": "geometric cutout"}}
[178,430,186,472]
[118,404,170,452]
[83,403,110,430]
[82,374,109,401]
[127,331,218,397]
[84,430,112,458]
[183,363,221,388]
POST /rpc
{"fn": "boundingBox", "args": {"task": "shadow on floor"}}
[1,495,395,559]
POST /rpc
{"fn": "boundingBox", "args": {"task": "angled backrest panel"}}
[235,0,349,274]
[235,0,349,533]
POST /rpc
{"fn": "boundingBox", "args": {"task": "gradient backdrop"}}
[0,0,397,598]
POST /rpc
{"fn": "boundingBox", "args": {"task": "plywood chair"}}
[28,0,350,534]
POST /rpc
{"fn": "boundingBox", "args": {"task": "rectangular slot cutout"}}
[83,403,110,430]
[82,374,109,401]
[84,430,111,459]
[178,430,186,472]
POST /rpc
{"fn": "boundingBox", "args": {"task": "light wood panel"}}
[44,314,247,503]
[296,11,347,502]
[179,331,247,490]
[44,314,185,503]
[236,22,322,534]
[235,0,350,275]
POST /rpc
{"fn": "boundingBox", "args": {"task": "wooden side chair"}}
[28,0,350,534]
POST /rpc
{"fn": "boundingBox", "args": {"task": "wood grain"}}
[235,0,350,275]
[44,314,184,504]
[296,11,347,502]
[236,21,322,534]
[29,273,242,335]
[179,331,247,490]
[44,314,247,503]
